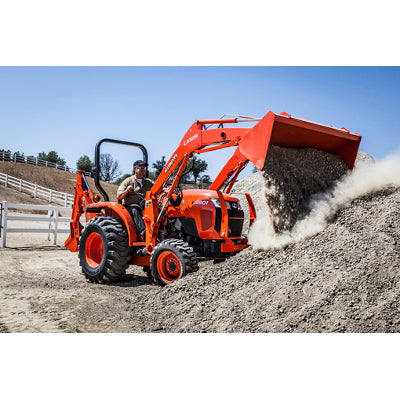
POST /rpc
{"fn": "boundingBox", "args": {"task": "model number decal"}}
[183,133,199,146]
[164,153,178,174]
[194,200,208,206]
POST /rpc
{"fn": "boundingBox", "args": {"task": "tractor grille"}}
[215,208,244,237]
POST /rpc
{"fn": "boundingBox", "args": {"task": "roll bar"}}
[94,138,148,202]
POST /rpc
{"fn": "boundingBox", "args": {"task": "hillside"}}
[0,161,119,201]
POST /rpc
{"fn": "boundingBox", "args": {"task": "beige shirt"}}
[117,175,154,206]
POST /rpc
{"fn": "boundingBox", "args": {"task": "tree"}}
[76,155,94,173]
[38,150,66,166]
[99,153,121,182]
[152,156,166,179]
[0,149,11,161]
[191,158,208,182]
[147,170,157,181]
[201,174,211,183]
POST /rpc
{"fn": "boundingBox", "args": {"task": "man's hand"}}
[117,185,135,201]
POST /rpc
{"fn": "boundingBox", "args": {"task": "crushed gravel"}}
[260,146,349,232]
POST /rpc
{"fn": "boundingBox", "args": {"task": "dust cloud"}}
[249,150,400,250]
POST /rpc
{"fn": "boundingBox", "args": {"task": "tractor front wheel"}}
[79,216,130,283]
[150,239,198,286]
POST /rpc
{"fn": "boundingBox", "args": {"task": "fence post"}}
[5,174,8,188]
[36,158,38,166]
[0,201,8,247]
[14,153,16,162]
[47,208,52,241]
[34,184,37,198]
[19,178,22,192]
[45,161,48,167]
[64,193,68,207]
[53,207,59,245]
[49,189,53,203]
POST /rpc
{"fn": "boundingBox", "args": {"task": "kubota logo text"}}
[183,133,198,146]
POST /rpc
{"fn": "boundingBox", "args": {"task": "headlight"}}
[229,201,242,210]
[210,198,231,209]
[210,198,221,208]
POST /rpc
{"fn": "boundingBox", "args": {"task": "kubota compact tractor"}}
[65,111,361,286]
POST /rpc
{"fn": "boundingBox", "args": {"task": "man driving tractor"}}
[117,160,154,239]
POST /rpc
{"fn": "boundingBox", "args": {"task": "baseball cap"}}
[133,160,148,167]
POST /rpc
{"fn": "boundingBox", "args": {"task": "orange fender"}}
[87,202,139,245]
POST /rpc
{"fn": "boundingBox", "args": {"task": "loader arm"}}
[143,116,273,250]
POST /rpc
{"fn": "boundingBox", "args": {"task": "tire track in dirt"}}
[0,247,158,332]
[0,290,65,333]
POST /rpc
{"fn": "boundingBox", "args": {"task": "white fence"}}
[0,202,74,247]
[0,172,74,207]
[0,151,91,176]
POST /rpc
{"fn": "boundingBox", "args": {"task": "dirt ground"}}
[0,244,157,333]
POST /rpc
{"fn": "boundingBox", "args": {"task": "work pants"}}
[125,203,146,238]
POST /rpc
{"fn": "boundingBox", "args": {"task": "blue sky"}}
[1,66,399,180]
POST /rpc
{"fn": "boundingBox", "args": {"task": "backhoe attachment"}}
[64,171,97,252]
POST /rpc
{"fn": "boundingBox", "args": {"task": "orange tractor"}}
[65,111,361,286]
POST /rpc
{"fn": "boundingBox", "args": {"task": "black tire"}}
[150,239,198,286]
[79,216,130,283]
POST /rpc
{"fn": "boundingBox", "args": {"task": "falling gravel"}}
[260,146,349,232]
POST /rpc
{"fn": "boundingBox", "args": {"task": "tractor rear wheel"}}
[150,239,198,286]
[79,216,130,283]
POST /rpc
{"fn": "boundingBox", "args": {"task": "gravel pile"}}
[122,148,400,332]
[135,186,400,333]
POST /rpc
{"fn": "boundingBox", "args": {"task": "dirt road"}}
[0,243,160,333]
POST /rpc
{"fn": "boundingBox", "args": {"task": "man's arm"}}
[117,186,134,201]
[117,178,134,201]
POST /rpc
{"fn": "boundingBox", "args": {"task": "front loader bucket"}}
[239,111,361,170]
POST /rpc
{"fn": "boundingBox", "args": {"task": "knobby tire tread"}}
[80,216,130,284]
[150,239,198,286]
